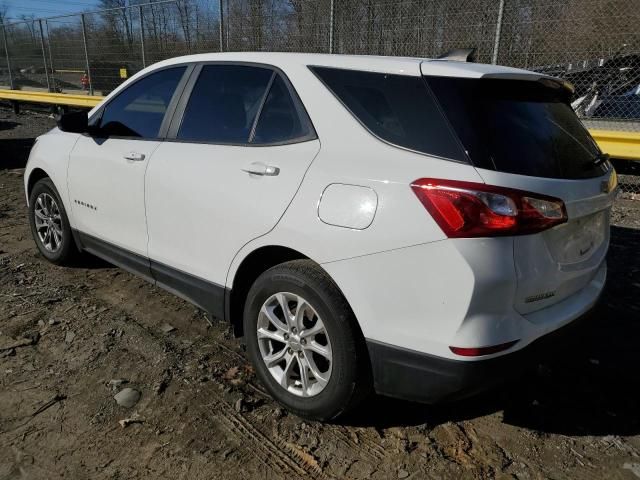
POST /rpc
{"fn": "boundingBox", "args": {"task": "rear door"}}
[145,63,319,312]
[425,75,617,315]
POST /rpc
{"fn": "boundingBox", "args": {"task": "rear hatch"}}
[424,73,617,314]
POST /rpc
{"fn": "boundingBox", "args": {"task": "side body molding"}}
[75,231,227,320]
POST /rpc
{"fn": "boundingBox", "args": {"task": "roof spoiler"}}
[437,48,476,62]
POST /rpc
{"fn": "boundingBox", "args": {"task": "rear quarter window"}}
[310,66,467,162]
[252,74,313,144]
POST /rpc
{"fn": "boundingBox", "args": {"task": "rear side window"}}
[252,75,310,144]
[99,66,186,138]
[311,66,466,161]
[178,65,273,143]
[425,77,608,179]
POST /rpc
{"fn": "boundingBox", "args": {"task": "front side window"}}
[98,66,186,138]
[311,66,466,161]
[178,65,273,143]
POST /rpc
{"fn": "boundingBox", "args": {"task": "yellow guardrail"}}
[1,89,639,161]
[0,89,103,108]
[589,130,640,162]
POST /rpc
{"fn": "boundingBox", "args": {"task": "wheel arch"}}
[227,245,309,337]
[226,245,367,348]
[26,167,50,201]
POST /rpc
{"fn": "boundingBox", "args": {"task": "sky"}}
[2,0,102,21]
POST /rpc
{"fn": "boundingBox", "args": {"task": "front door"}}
[67,65,189,261]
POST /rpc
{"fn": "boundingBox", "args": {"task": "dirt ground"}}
[1,107,640,480]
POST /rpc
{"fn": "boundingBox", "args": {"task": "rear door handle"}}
[124,152,146,162]
[242,162,280,176]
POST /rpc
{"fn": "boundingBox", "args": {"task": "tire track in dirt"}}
[200,396,331,479]
[112,302,334,478]
[326,426,387,462]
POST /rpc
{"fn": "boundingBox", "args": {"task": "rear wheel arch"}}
[228,246,309,337]
[227,246,367,347]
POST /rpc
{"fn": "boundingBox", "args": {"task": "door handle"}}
[124,152,146,162]
[241,162,280,176]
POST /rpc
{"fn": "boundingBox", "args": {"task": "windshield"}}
[425,76,609,179]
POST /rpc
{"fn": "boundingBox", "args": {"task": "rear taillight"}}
[411,178,567,238]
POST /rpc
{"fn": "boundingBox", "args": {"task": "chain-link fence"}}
[1,0,638,113]
[0,0,639,191]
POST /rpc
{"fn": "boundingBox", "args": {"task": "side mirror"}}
[56,110,90,134]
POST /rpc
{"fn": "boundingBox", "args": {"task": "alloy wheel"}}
[34,192,63,253]
[257,292,332,397]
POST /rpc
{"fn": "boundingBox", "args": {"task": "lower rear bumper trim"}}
[366,308,593,403]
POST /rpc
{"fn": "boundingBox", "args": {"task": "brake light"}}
[411,179,567,238]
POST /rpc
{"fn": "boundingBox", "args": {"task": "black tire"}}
[28,177,78,265]
[244,259,371,421]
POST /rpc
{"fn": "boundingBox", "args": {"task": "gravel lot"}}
[1,106,640,480]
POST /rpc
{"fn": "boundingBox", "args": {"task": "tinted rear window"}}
[425,77,608,179]
[178,65,273,143]
[311,66,467,161]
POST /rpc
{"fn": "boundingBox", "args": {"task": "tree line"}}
[0,0,636,87]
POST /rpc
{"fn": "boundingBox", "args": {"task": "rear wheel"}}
[244,260,370,421]
[28,178,77,265]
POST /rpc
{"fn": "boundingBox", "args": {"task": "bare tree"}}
[0,2,8,26]
[99,0,134,47]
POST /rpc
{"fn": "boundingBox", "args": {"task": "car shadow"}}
[0,138,36,169]
[0,120,19,131]
[342,225,640,437]
[65,253,113,270]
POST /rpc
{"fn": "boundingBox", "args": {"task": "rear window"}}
[178,65,273,143]
[311,66,467,161]
[425,77,609,179]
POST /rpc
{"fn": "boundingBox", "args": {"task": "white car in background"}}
[24,52,617,420]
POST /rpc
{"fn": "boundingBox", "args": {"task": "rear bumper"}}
[366,307,593,404]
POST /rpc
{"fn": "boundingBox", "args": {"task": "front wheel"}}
[243,260,371,421]
[28,177,77,265]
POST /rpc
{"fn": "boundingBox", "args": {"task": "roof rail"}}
[437,48,476,62]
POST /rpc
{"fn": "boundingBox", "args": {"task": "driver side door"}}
[67,65,191,276]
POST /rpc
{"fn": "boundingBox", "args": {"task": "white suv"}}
[25,53,617,420]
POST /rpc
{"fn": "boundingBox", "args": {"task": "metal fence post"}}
[492,0,505,65]
[80,13,93,95]
[1,24,14,89]
[218,0,224,52]
[225,0,230,51]
[45,20,57,92]
[328,0,335,54]
[38,20,52,91]
[139,5,146,68]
